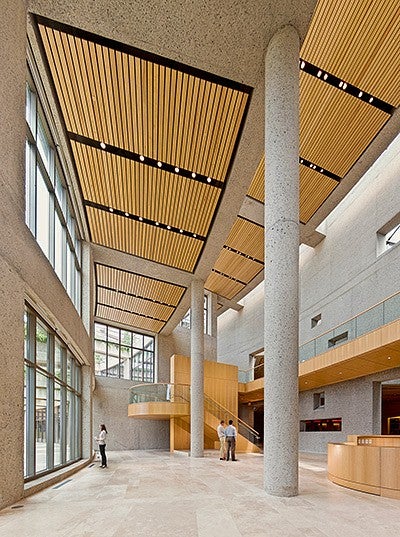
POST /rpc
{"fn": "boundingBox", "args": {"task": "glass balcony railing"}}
[238,291,400,382]
[299,291,400,363]
[129,383,261,445]
[129,383,190,404]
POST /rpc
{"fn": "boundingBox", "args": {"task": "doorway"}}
[381,381,400,434]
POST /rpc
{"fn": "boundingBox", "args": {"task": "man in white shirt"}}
[224,420,237,461]
[217,420,226,460]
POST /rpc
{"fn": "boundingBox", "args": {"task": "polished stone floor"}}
[1,451,399,536]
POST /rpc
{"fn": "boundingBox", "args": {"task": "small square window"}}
[328,331,348,348]
[313,392,325,410]
[311,314,321,328]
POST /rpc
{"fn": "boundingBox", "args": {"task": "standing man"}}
[217,420,226,460]
[225,420,237,461]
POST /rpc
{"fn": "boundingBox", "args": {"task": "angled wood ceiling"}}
[207,0,399,303]
[36,15,251,274]
[95,264,185,333]
[33,0,400,332]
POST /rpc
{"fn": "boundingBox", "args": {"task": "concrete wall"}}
[299,134,400,345]
[299,367,400,453]
[218,134,400,371]
[0,0,93,510]
[93,377,169,451]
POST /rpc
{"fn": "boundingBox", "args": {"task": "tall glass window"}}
[179,294,209,334]
[25,81,82,313]
[24,305,82,481]
[94,322,155,382]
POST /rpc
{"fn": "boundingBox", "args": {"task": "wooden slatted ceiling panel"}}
[97,304,165,333]
[97,264,184,305]
[300,168,338,223]
[225,219,264,261]
[88,208,202,271]
[247,159,264,202]
[205,272,245,300]
[301,0,400,107]
[72,141,219,236]
[213,249,263,283]
[300,73,389,178]
[98,288,173,322]
[39,25,249,181]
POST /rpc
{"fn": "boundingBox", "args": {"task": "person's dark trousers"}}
[226,437,236,461]
[99,444,107,467]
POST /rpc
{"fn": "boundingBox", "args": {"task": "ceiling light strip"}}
[212,269,247,286]
[97,302,167,323]
[85,200,206,241]
[223,245,264,265]
[299,157,341,182]
[98,284,176,308]
[69,131,224,188]
[299,59,395,115]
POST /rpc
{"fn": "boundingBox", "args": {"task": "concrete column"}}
[190,279,204,457]
[264,25,300,497]
[0,0,27,510]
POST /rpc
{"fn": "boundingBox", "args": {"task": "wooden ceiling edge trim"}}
[33,14,254,94]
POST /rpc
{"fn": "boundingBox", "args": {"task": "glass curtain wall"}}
[94,323,155,382]
[25,78,82,313]
[24,306,82,481]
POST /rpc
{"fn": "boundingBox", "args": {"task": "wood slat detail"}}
[213,249,263,283]
[225,219,264,261]
[301,0,400,107]
[97,304,165,333]
[205,271,245,300]
[96,264,184,306]
[247,158,265,202]
[98,288,174,322]
[300,167,338,223]
[88,208,203,271]
[72,141,220,236]
[300,72,389,177]
[38,24,249,181]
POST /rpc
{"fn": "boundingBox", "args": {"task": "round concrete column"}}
[264,25,300,497]
[190,279,204,457]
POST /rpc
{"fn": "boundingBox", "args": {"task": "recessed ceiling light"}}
[339,81,343,88]
[342,82,347,90]
[155,221,159,226]
[157,161,162,167]
[300,61,305,69]
[317,70,322,78]
[369,97,374,103]
[206,177,211,183]
[358,91,363,98]
[139,155,144,161]
[174,167,179,173]
[167,225,171,230]
[100,141,106,149]
[124,212,129,217]
[300,159,303,164]
[109,207,114,212]
[323,73,328,80]
[193,233,197,238]
[192,172,196,178]
[139,216,143,221]
[320,168,324,173]
[179,229,183,233]
[388,356,391,360]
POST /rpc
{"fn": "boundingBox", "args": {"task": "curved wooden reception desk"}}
[328,435,400,499]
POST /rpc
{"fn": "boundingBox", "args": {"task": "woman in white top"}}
[95,424,108,468]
